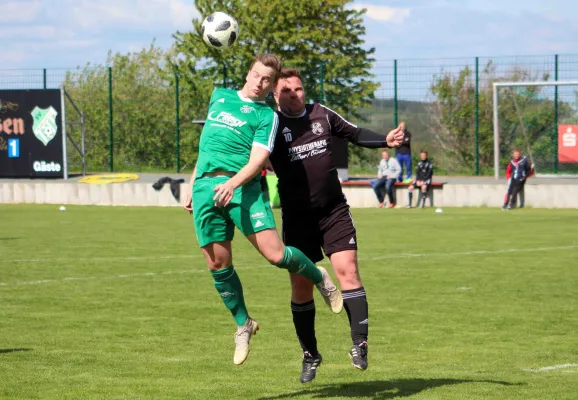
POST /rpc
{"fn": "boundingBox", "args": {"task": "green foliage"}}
[429,61,574,172]
[63,43,203,172]
[173,0,378,171]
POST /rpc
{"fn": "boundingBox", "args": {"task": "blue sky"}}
[1,0,577,69]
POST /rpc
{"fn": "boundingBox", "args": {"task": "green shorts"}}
[192,176,276,247]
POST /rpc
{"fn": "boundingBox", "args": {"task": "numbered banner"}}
[0,89,64,177]
[558,125,578,164]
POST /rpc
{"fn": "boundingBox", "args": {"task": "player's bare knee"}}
[408,185,415,191]
[206,260,229,271]
[290,274,314,302]
[333,262,361,286]
[266,249,284,265]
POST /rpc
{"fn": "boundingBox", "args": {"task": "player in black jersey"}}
[269,68,403,383]
[407,150,434,208]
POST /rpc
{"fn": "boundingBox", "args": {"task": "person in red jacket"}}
[502,149,534,210]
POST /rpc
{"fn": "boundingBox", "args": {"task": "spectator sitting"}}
[407,150,434,208]
[372,150,401,208]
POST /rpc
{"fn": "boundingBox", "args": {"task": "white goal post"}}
[493,80,578,179]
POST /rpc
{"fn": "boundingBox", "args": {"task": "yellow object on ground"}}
[79,174,140,184]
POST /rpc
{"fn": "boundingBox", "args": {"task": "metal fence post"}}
[394,59,398,126]
[175,65,181,173]
[108,66,114,172]
[43,69,47,89]
[554,54,559,173]
[475,56,480,175]
[319,62,325,102]
[223,64,227,88]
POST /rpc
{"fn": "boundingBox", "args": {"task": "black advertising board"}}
[0,89,65,178]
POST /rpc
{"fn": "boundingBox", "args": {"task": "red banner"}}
[559,125,578,163]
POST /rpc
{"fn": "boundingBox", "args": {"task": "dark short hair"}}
[279,68,302,80]
[250,54,282,81]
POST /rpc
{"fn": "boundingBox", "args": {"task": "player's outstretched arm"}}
[349,126,403,148]
[323,105,403,148]
[213,146,271,207]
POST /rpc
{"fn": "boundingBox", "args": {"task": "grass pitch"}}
[0,205,577,399]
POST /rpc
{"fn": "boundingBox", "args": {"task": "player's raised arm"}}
[322,104,403,148]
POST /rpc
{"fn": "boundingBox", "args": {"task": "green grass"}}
[1,205,577,400]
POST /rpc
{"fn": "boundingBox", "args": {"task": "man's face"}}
[274,76,306,115]
[245,62,276,100]
[420,152,427,160]
[382,151,390,160]
[513,151,521,160]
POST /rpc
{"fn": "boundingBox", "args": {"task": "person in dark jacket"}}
[407,150,434,208]
[502,149,534,210]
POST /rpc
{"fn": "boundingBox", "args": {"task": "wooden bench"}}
[341,180,446,207]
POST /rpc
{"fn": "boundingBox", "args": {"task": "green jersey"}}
[195,88,278,180]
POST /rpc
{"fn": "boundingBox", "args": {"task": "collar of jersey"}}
[237,91,266,104]
[279,108,307,118]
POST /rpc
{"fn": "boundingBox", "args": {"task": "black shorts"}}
[281,200,357,263]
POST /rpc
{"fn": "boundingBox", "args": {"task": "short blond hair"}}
[250,54,282,82]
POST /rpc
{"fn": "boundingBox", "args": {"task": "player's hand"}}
[183,190,193,214]
[386,126,404,148]
[213,181,236,208]
[265,160,275,172]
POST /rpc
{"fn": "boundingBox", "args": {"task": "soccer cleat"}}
[315,266,343,313]
[233,318,259,365]
[300,352,323,383]
[387,203,395,208]
[378,202,384,208]
[349,341,368,370]
[406,204,412,209]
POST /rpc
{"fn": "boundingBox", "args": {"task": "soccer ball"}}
[201,12,239,49]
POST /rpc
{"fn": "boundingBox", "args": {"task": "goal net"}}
[493,81,578,179]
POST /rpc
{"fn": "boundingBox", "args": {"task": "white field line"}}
[4,244,577,265]
[6,254,202,263]
[524,363,578,373]
[1,244,576,287]
[0,268,222,287]
[362,245,578,261]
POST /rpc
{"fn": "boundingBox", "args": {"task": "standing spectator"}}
[407,150,434,208]
[396,121,412,183]
[502,149,534,210]
[372,150,401,208]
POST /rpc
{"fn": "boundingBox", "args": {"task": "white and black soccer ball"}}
[201,12,239,49]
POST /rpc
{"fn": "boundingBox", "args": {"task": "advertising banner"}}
[0,89,65,178]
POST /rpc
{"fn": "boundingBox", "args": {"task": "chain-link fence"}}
[2,54,578,176]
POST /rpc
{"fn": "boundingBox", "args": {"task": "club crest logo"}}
[31,106,58,146]
[240,105,254,114]
[311,122,324,135]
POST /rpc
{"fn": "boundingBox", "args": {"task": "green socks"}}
[211,266,248,326]
[275,246,323,284]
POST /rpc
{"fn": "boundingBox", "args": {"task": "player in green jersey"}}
[183,54,342,366]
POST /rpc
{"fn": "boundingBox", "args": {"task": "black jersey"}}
[270,103,361,210]
[415,159,434,184]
